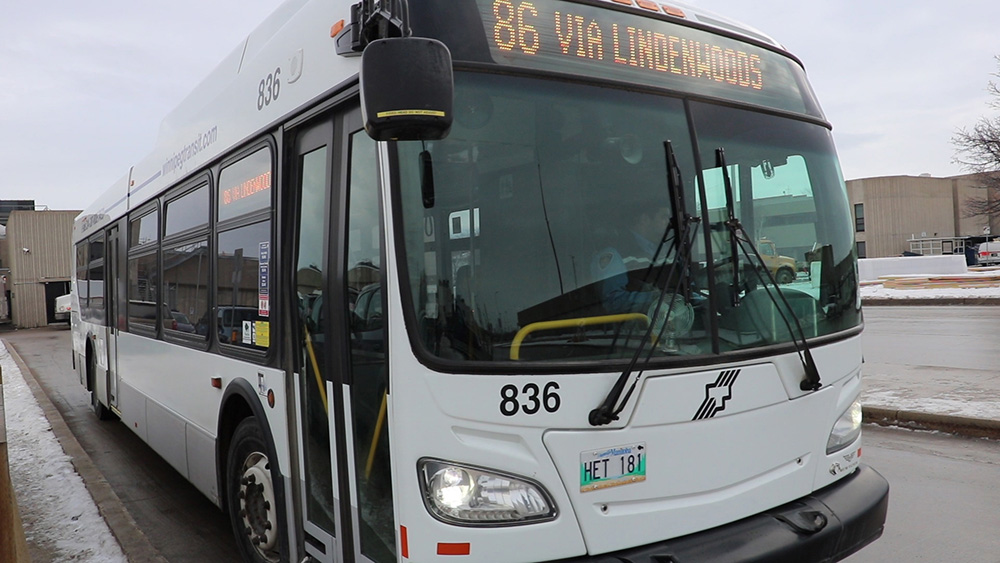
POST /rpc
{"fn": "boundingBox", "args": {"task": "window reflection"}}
[128,253,159,330]
[346,132,396,562]
[163,240,209,336]
[217,221,271,349]
[294,146,335,534]
[396,73,860,365]
[165,185,209,237]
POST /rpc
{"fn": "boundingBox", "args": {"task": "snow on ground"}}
[0,341,127,562]
[862,284,1000,300]
[863,388,1000,420]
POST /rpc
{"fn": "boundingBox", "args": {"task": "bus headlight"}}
[418,459,556,526]
[826,398,863,454]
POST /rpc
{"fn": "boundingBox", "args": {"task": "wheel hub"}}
[238,452,279,560]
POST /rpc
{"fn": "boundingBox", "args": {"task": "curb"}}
[862,298,1000,306]
[863,406,1000,439]
[4,342,167,563]
[0,364,31,562]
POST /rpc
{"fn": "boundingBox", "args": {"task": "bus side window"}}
[127,206,160,335]
[216,146,273,351]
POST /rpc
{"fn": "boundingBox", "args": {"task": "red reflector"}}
[331,19,345,37]
[437,542,471,556]
[400,526,409,558]
[211,377,222,389]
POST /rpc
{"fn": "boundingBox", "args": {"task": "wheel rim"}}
[238,452,279,561]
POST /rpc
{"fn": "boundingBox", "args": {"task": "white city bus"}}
[71,1,888,561]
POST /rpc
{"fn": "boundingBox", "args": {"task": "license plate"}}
[580,442,646,492]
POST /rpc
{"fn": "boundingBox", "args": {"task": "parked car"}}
[978,241,1000,266]
[54,293,72,322]
[170,311,196,333]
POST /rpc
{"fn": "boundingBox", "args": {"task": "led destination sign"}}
[475,0,820,117]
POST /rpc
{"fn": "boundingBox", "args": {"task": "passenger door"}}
[105,224,123,410]
[290,105,395,562]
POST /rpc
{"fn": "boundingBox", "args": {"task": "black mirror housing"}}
[360,38,454,141]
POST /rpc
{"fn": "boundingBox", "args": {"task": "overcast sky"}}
[3,0,999,211]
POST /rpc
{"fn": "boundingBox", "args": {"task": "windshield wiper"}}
[589,141,700,426]
[715,148,821,391]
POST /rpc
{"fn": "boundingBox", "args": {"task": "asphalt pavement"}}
[0,300,997,562]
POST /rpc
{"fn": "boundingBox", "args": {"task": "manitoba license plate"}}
[580,442,646,492]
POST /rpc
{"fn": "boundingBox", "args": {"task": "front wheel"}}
[227,417,283,563]
[775,267,796,285]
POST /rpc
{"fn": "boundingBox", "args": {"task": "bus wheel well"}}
[217,394,255,512]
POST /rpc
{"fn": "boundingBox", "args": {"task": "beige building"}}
[3,210,80,327]
[846,173,999,259]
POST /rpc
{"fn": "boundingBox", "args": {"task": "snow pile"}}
[0,341,127,562]
[858,255,968,280]
[862,283,1000,300]
[860,269,1000,300]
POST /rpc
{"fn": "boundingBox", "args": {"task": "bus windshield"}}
[395,71,859,366]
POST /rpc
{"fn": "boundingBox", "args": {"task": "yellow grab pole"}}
[303,327,329,414]
[365,391,388,481]
[509,313,650,360]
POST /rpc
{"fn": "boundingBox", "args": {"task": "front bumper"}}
[554,464,888,563]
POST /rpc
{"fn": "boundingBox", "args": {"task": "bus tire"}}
[227,417,282,563]
[88,350,113,421]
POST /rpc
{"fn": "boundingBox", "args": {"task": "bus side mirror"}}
[360,38,454,141]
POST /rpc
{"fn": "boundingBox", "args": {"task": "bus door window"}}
[86,234,106,324]
[294,142,336,538]
[344,130,395,562]
[75,241,89,312]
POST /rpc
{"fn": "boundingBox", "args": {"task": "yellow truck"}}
[757,239,798,284]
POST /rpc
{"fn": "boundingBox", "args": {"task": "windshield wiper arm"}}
[715,148,821,391]
[719,150,741,308]
[589,141,699,426]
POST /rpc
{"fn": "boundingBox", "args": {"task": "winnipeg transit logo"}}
[693,369,741,420]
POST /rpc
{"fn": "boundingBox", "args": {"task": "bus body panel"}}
[543,380,841,555]
[385,336,864,559]
[75,173,129,241]
[112,332,289,506]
